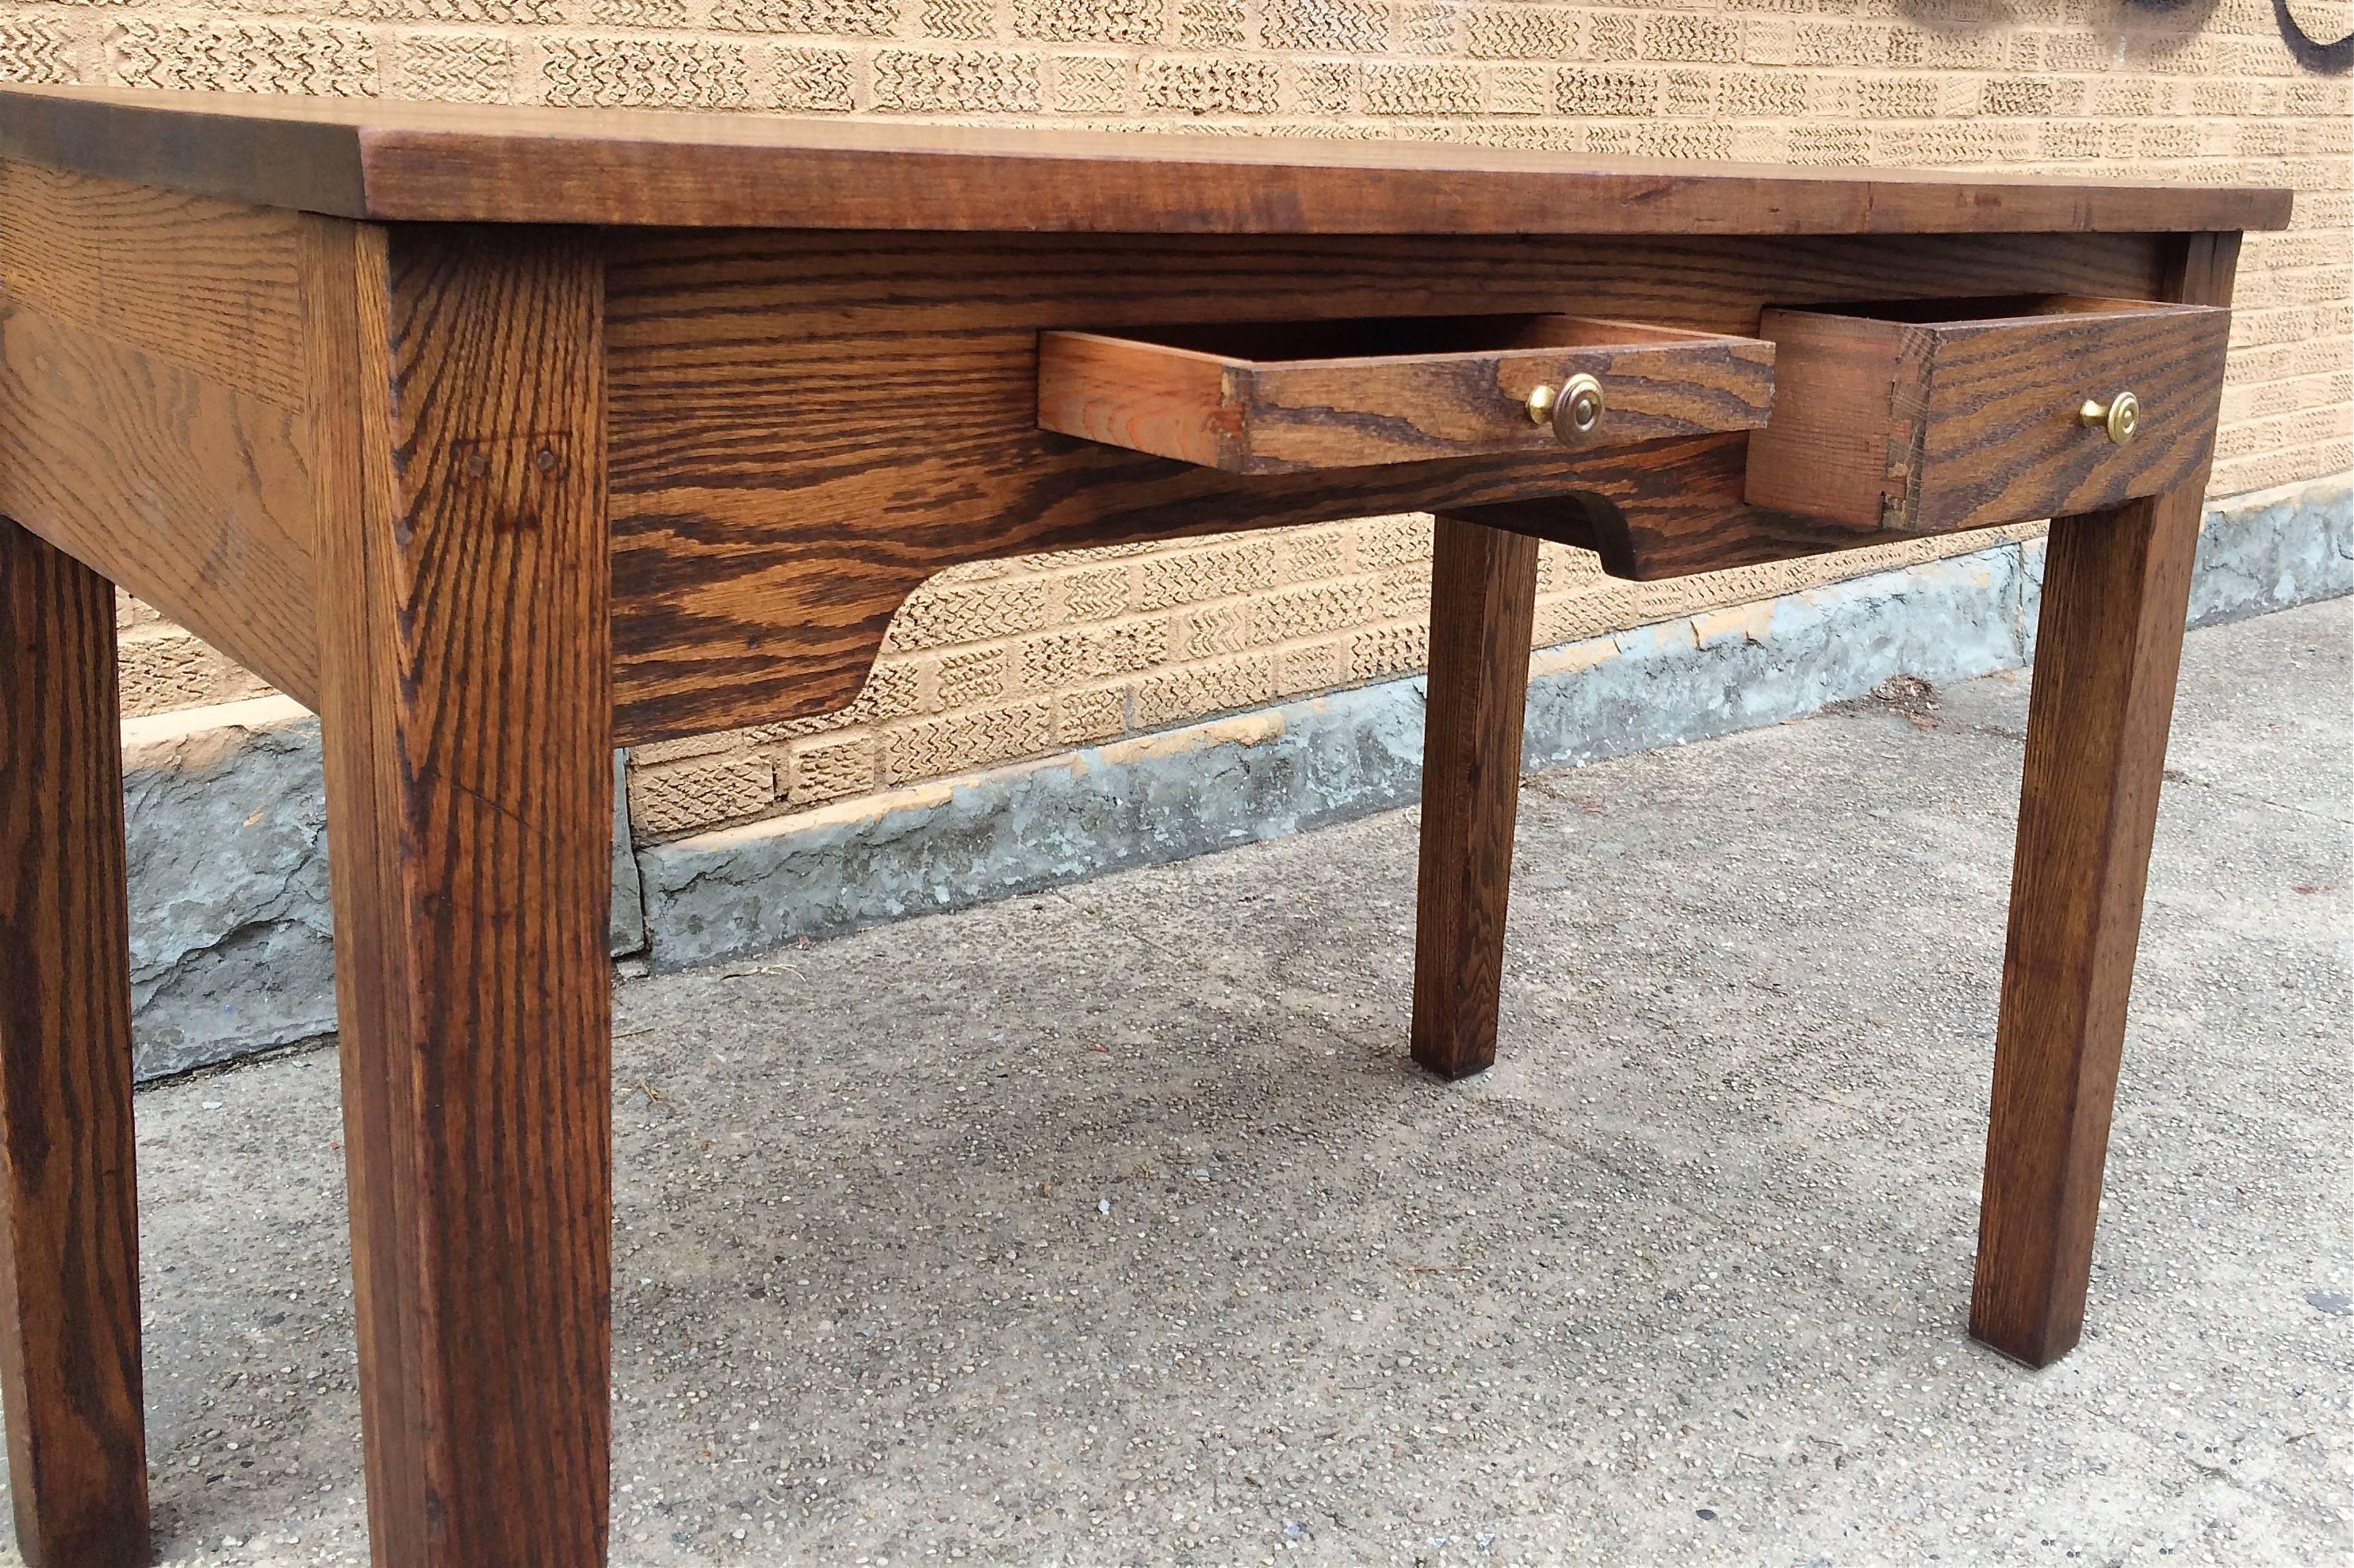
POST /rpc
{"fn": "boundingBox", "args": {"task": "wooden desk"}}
[0,86,2291,1567]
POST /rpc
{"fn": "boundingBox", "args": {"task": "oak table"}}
[0,86,2291,1567]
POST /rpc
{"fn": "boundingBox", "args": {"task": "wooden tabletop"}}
[0,85,2292,236]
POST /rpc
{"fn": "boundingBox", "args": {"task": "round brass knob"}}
[1525,373,1606,444]
[2079,389,2141,446]
[1557,373,1606,440]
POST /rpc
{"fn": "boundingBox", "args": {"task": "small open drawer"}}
[1743,295,2230,534]
[1038,314,1775,474]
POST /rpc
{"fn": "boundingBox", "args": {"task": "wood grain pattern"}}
[604,228,2174,744]
[1968,232,2240,1369]
[1039,316,1774,472]
[2161,231,2243,308]
[0,86,2295,235]
[304,216,614,1564]
[0,159,304,408]
[1410,514,1540,1080]
[0,304,318,706]
[1744,296,2230,534]
[0,518,147,1568]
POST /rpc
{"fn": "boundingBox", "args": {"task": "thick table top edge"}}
[0,85,2294,235]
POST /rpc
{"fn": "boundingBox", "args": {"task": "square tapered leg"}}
[304,218,616,1564]
[1970,485,2203,1367]
[0,518,149,1568]
[1410,514,1541,1080]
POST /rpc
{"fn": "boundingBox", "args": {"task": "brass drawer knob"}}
[2079,389,2141,446]
[1525,372,1606,444]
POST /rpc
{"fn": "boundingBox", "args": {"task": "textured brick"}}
[785,734,878,803]
[1139,539,1281,608]
[1261,579,1372,644]
[587,0,694,25]
[1487,63,1548,113]
[713,0,898,33]
[393,33,514,99]
[873,46,1043,109]
[1261,0,1386,52]
[1362,59,1480,113]
[1050,51,1131,109]
[1792,21,1887,65]
[937,646,1012,706]
[1640,13,1739,61]
[1058,564,1135,619]
[921,0,993,35]
[0,21,78,84]
[882,701,1055,782]
[1740,15,1793,63]
[2091,77,2166,117]
[1055,685,1129,744]
[1143,55,1281,112]
[110,20,378,92]
[1979,75,2072,116]
[1277,636,1350,693]
[1349,621,1428,682]
[1590,120,1733,159]
[1280,527,1353,583]
[1875,123,2031,164]
[1018,619,1167,687]
[2038,30,2111,71]
[1583,10,1636,58]
[630,757,777,838]
[542,36,751,105]
[1913,29,1999,67]
[1714,68,1805,116]
[1371,559,1433,618]
[1462,6,1574,59]
[1135,652,1277,727]
[1855,75,1946,117]
[1659,67,1712,115]
[1729,123,1786,163]
[1289,57,1356,110]
[1175,601,1254,658]
[2281,79,2354,118]
[117,628,275,716]
[1177,0,1245,47]
[1356,514,1431,568]
[1394,2,1460,54]
[1787,121,1870,163]
[1556,67,1653,115]
[1016,0,1162,44]
[765,44,854,107]
[343,0,560,20]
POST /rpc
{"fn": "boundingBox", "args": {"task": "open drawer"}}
[1743,295,2230,534]
[1038,314,1775,474]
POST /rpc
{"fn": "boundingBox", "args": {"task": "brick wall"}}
[10,0,2346,842]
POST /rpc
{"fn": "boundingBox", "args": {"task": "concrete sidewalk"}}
[6,599,2348,1566]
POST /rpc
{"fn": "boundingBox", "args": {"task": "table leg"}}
[1970,484,2203,1367]
[0,519,148,1567]
[304,219,614,1563]
[1410,514,1541,1079]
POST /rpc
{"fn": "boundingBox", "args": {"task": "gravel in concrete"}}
[5,599,2347,1567]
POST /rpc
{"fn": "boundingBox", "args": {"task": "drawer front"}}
[1039,313,1774,474]
[1743,296,2230,534]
